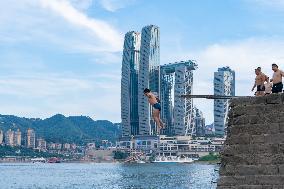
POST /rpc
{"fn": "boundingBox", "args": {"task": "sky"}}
[1,0,284,123]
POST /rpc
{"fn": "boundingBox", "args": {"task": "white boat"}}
[136,160,146,164]
[153,156,194,163]
[31,157,46,163]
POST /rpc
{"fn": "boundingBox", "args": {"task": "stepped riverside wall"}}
[217,93,284,189]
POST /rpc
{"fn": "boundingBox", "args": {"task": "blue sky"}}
[1,0,284,123]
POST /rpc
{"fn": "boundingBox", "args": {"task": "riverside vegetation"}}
[0,114,121,145]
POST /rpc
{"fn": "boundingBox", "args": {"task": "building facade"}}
[64,143,71,150]
[194,107,206,137]
[214,66,235,137]
[5,129,14,146]
[14,129,21,146]
[116,135,159,153]
[160,60,197,136]
[121,31,141,136]
[37,138,47,151]
[0,130,3,144]
[26,128,36,149]
[138,25,160,135]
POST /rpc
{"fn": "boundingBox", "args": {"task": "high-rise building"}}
[26,128,36,149]
[214,66,235,137]
[194,107,206,137]
[121,31,141,136]
[5,129,14,146]
[160,60,197,136]
[14,129,21,146]
[37,138,47,151]
[0,130,3,144]
[138,25,160,135]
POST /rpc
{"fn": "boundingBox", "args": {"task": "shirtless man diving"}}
[143,88,164,133]
[251,67,267,96]
[270,63,284,93]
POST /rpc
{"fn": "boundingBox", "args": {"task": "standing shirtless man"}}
[143,88,164,133]
[251,67,267,96]
[270,63,284,93]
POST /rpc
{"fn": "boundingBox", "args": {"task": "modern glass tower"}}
[214,66,235,137]
[121,31,141,137]
[160,60,198,136]
[138,25,160,135]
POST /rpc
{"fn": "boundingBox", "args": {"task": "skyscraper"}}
[26,128,36,149]
[0,130,3,144]
[214,66,235,137]
[14,129,21,146]
[160,60,197,136]
[194,107,206,137]
[138,25,160,135]
[121,31,141,137]
[5,129,14,146]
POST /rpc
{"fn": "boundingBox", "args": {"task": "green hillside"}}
[0,114,121,144]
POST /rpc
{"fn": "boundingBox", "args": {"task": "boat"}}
[153,156,194,163]
[31,157,46,163]
[47,157,61,163]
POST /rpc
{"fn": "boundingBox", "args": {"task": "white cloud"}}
[40,0,122,51]
[246,0,284,11]
[70,0,94,11]
[0,0,123,53]
[99,0,136,12]
[0,0,124,121]
[0,73,121,121]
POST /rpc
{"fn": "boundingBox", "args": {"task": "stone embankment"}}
[217,93,284,189]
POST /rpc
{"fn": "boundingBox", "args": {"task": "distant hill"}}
[0,114,121,144]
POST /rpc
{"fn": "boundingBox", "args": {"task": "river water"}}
[0,163,219,189]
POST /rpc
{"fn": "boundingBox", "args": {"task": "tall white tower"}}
[121,31,141,136]
[138,25,160,135]
[214,66,235,137]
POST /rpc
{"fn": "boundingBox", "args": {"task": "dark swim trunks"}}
[257,85,265,92]
[272,82,283,93]
[153,103,161,111]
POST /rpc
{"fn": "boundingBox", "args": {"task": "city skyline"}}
[1,0,284,124]
[121,26,202,137]
[0,127,78,150]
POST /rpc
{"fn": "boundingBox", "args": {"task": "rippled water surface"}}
[0,163,219,189]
